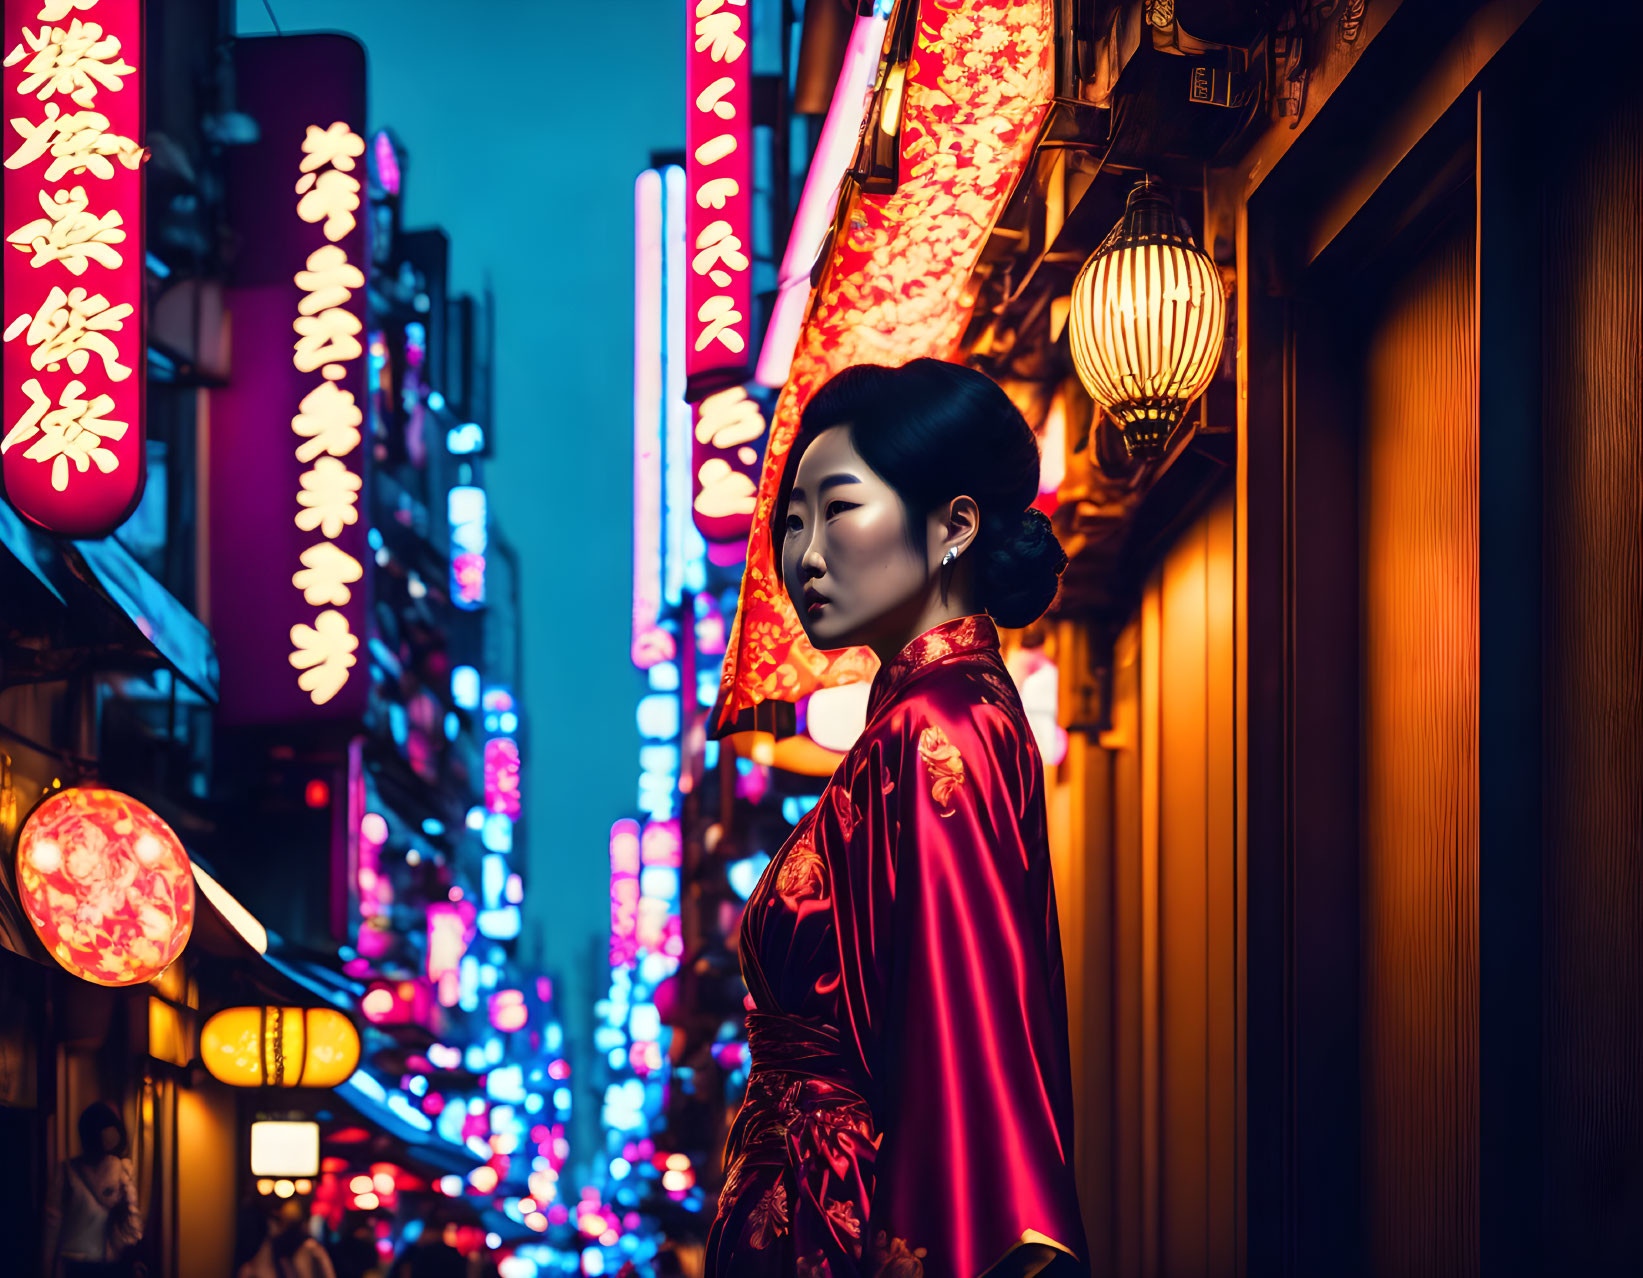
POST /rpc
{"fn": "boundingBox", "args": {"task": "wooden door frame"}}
[1231,1,1552,1272]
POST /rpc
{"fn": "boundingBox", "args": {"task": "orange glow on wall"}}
[199,1005,360,1087]
[715,0,1055,729]
[147,996,191,1067]
[15,786,195,985]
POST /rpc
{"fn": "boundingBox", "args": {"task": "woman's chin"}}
[799,616,858,653]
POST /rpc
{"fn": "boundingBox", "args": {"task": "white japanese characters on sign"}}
[2,0,144,536]
[286,120,366,707]
[684,0,752,387]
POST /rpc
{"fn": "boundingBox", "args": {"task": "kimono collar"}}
[865,614,1000,724]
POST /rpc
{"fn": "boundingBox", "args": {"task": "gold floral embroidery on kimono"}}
[916,724,966,816]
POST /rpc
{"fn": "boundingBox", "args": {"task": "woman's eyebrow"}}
[790,472,861,503]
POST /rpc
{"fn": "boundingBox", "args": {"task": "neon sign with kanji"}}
[2,0,145,536]
[683,0,751,394]
[207,36,370,727]
[285,118,367,707]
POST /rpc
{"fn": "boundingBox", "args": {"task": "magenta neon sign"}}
[609,818,640,969]
[483,736,520,819]
[683,0,752,395]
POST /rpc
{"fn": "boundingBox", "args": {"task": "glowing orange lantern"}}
[200,1005,361,1087]
[15,787,195,986]
[1068,178,1227,460]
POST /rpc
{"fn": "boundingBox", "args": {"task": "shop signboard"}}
[2,0,147,537]
[691,383,764,550]
[208,35,370,725]
[632,169,671,668]
[683,0,751,396]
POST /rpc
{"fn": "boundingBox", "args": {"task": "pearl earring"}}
[941,549,957,567]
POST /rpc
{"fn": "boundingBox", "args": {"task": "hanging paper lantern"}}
[200,1006,361,1087]
[15,787,195,986]
[1068,178,1227,460]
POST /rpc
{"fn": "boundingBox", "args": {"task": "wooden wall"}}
[1358,212,1480,1277]
[1539,73,1643,1272]
[177,1085,238,1278]
[1054,10,1643,1275]
[1055,488,1238,1278]
[1235,7,1643,1272]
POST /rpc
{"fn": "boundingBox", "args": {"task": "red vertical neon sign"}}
[684,0,752,396]
[2,0,146,537]
[632,170,671,668]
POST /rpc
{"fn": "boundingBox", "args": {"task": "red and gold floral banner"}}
[2,0,147,537]
[684,0,753,394]
[714,0,1054,730]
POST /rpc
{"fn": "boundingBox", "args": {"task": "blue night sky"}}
[234,0,683,1065]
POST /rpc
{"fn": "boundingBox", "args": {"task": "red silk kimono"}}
[707,615,1088,1278]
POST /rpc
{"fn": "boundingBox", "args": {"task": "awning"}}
[261,953,487,1179]
[328,1068,486,1179]
[0,500,219,700]
[68,536,219,702]
[189,858,271,959]
[0,847,272,975]
[0,498,66,607]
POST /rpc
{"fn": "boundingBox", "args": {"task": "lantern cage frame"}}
[1068,177,1228,460]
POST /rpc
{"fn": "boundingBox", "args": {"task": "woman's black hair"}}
[77,1101,127,1160]
[775,359,1067,629]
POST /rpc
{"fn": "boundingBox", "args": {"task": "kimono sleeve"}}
[861,698,1089,1278]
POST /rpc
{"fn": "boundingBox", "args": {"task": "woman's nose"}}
[800,539,826,578]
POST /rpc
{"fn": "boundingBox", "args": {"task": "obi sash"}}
[744,1009,867,1096]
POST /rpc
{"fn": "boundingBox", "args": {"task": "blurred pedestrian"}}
[40,1101,143,1278]
[233,1204,278,1278]
[327,1210,383,1278]
[390,1218,463,1278]
[270,1199,337,1278]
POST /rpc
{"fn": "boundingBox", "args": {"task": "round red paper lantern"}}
[15,787,195,986]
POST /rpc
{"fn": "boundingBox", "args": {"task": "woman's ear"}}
[941,495,980,561]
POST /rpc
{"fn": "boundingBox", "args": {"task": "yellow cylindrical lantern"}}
[1068,179,1227,459]
[200,1006,360,1087]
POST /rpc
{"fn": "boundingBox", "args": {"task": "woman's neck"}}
[867,591,979,668]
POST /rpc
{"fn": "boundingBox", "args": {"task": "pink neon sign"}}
[754,7,887,389]
[683,0,752,394]
[489,988,527,1033]
[372,130,400,196]
[609,818,641,969]
[426,900,474,1006]
[640,819,682,868]
[691,385,764,547]
[631,170,672,669]
[483,736,521,819]
[2,0,148,537]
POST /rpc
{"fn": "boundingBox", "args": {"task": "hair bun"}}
[977,507,1067,629]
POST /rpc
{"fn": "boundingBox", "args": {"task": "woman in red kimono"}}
[707,360,1089,1278]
